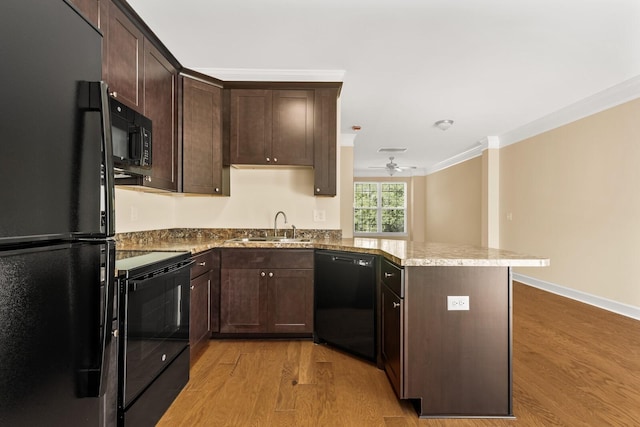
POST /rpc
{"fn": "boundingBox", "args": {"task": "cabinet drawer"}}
[191,249,219,278]
[381,257,404,297]
[221,249,313,269]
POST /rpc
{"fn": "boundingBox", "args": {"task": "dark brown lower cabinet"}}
[267,268,313,333]
[380,282,403,398]
[189,250,220,364]
[219,249,313,335]
[403,266,512,417]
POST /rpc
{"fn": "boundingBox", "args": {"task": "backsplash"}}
[115,228,342,247]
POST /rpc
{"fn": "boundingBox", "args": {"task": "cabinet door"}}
[68,0,100,27]
[220,268,268,333]
[189,272,210,362]
[267,269,313,333]
[103,0,143,110]
[182,77,225,194]
[313,88,338,196]
[143,41,178,191]
[272,90,314,166]
[381,283,403,398]
[229,89,272,164]
[209,266,221,333]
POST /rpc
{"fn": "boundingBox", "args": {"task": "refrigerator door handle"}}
[99,81,116,237]
[97,271,115,397]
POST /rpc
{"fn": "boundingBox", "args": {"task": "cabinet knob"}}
[273,158,278,162]
[190,285,195,290]
[316,188,321,193]
[144,176,152,182]
[266,157,270,162]
[198,262,206,266]
[393,302,400,309]
[215,188,220,192]
[268,272,274,278]
[110,91,118,98]
[260,271,266,277]
[112,329,119,338]
[384,272,395,278]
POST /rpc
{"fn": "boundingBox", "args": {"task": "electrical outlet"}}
[447,296,469,311]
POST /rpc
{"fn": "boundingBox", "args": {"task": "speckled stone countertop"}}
[116,229,549,267]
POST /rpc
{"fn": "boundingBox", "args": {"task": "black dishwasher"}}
[314,250,376,361]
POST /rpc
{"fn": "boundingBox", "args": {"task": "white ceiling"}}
[127,0,640,176]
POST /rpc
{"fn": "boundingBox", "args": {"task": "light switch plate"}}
[313,209,326,222]
[447,296,469,311]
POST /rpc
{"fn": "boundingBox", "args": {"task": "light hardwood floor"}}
[158,283,640,426]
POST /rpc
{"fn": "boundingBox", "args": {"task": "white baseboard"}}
[513,273,640,321]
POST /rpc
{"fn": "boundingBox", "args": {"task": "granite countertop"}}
[117,234,549,267]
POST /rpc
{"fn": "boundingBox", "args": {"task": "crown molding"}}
[425,75,640,175]
[192,67,345,82]
[341,133,357,147]
[499,75,640,147]
[425,144,484,175]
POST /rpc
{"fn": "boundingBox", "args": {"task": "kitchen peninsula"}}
[117,228,548,418]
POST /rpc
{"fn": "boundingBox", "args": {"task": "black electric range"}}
[115,249,193,426]
[115,250,191,278]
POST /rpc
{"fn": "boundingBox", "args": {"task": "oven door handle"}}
[128,260,194,292]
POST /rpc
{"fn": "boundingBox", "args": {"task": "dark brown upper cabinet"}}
[229,89,314,166]
[102,0,180,192]
[102,0,144,111]
[142,41,178,191]
[67,0,100,28]
[181,73,229,195]
[313,88,338,196]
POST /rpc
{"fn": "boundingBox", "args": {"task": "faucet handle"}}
[291,224,297,239]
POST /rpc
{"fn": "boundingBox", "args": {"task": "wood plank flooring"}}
[157,283,640,426]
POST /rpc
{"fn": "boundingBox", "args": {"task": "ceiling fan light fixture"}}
[434,119,454,131]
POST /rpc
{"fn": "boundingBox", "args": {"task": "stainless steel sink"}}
[226,237,312,243]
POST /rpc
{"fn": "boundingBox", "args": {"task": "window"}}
[354,182,407,235]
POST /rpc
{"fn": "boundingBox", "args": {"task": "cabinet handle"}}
[393,302,400,309]
[266,157,270,162]
[198,262,206,266]
[384,272,395,278]
[268,272,274,278]
[260,271,266,277]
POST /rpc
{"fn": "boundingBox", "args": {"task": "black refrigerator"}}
[0,1,117,426]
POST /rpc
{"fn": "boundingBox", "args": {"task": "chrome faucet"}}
[274,211,287,237]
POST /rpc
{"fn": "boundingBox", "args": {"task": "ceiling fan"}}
[369,157,417,176]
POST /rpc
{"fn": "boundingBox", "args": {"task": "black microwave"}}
[110,98,152,174]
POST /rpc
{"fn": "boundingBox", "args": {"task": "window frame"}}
[353,181,408,237]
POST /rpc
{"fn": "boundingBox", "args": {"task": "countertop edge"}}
[118,238,550,268]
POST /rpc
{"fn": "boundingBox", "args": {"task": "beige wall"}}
[500,98,640,307]
[425,156,483,245]
[340,145,354,238]
[116,167,342,233]
[410,175,426,242]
